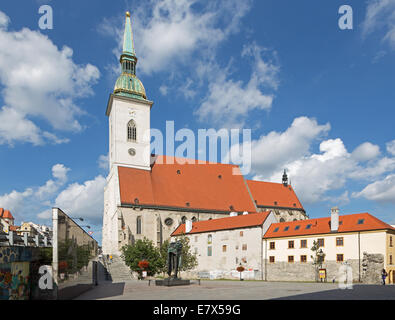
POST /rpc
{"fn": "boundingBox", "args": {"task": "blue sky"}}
[1,0,395,245]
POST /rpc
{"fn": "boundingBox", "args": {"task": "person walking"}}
[381,269,388,285]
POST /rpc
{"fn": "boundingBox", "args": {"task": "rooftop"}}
[263,212,395,239]
[171,211,271,236]
[118,155,257,213]
[247,180,304,211]
[0,208,14,220]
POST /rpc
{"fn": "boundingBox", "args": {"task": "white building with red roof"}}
[102,13,307,254]
[171,207,395,283]
[262,208,395,284]
[171,211,277,280]
[0,208,15,233]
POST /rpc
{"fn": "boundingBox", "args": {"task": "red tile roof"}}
[171,211,271,236]
[247,180,304,211]
[9,225,19,232]
[118,155,257,213]
[0,208,14,220]
[264,213,395,239]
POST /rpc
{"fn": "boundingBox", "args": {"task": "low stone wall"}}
[264,260,361,282]
[176,253,385,284]
[180,269,262,280]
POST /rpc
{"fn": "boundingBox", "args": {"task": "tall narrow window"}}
[127,119,137,142]
[136,216,142,234]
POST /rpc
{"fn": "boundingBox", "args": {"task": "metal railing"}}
[0,230,52,247]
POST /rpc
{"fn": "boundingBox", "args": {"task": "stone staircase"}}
[105,254,135,282]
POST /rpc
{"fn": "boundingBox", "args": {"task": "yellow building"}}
[263,208,395,284]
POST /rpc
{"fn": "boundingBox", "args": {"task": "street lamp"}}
[70,217,84,222]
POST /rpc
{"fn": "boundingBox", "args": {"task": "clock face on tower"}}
[128,148,136,156]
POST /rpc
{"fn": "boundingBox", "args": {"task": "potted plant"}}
[138,259,149,279]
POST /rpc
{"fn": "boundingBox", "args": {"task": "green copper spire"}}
[114,11,147,100]
[123,11,135,56]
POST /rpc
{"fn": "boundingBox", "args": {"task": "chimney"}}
[185,220,192,233]
[331,206,339,232]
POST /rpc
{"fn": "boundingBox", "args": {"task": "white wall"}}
[264,231,387,263]
[109,96,151,171]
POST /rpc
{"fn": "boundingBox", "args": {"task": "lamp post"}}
[70,217,84,222]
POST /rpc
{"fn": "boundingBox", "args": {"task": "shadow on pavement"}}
[274,284,395,300]
[74,260,126,300]
[76,282,126,300]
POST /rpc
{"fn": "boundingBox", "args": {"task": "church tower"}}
[105,11,153,171]
[102,12,153,254]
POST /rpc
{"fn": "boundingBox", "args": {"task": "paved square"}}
[75,279,395,300]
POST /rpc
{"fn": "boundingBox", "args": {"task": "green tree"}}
[159,236,198,274]
[121,238,163,277]
[311,240,326,282]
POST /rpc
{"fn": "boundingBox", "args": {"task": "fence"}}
[0,231,52,248]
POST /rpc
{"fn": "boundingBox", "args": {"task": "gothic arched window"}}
[127,120,137,142]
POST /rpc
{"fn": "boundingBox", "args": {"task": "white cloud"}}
[267,138,356,204]
[386,139,395,155]
[53,175,106,224]
[36,164,70,199]
[0,10,100,146]
[52,164,70,183]
[0,10,10,29]
[133,0,252,75]
[352,157,395,180]
[98,154,109,170]
[0,163,105,226]
[0,164,71,220]
[159,85,168,96]
[99,0,252,75]
[231,116,395,205]
[0,188,33,218]
[247,117,331,177]
[195,43,279,128]
[354,174,395,203]
[362,0,395,48]
[351,142,380,161]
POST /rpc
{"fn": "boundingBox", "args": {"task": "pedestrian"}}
[110,255,113,263]
[381,269,388,285]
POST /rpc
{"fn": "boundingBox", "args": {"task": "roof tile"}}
[118,155,257,212]
[171,211,271,236]
[264,213,394,238]
[247,180,304,210]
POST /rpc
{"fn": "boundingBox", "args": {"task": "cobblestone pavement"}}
[74,279,395,300]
